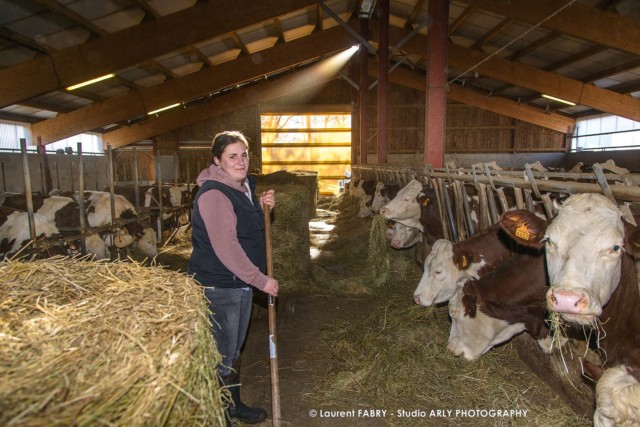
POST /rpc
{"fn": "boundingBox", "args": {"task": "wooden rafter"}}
[382,25,640,122]
[462,0,640,56]
[0,27,48,54]
[102,62,344,148]
[580,58,640,84]
[130,0,161,19]
[32,0,108,36]
[449,6,474,34]
[544,45,607,72]
[231,33,250,55]
[0,0,318,107]
[404,0,427,30]
[368,60,575,133]
[470,18,514,51]
[31,26,354,144]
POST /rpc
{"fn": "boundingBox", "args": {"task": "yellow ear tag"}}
[515,224,530,241]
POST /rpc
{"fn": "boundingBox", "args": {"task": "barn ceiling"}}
[0,0,639,148]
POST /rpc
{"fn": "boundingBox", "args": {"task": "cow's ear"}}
[499,210,547,249]
[453,250,472,270]
[624,220,640,260]
[582,360,603,382]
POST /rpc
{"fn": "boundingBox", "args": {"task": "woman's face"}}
[216,140,249,183]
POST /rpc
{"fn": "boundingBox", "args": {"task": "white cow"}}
[379,179,424,221]
[386,219,423,249]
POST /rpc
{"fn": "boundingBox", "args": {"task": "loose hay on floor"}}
[311,291,591,427]
[0,257,225,427]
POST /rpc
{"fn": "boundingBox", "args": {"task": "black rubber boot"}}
[226,370,268,424]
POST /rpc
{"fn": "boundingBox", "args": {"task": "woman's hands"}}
[263,277,279,296]
[259,189,276,209]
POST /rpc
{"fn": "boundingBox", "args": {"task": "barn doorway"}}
[260,112,351,196]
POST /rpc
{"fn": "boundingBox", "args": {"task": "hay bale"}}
[255,183,312,290]
[256,170,317,215]
[0,257,226,427]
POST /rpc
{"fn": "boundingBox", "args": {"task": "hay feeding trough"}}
[0,257,226,427]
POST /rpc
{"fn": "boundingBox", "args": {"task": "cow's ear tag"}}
[515,224,530,241]
[460,255,468,269]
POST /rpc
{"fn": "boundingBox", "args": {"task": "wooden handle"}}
[263,204,281,426]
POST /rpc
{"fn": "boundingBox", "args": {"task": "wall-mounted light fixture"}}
[66,73,116,90]
[541,94,576,106]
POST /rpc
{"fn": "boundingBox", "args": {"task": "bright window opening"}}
[260,113,351,195]
[572,115,640,151]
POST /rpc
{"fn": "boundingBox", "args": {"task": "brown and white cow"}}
[499,193,640,427]
[413,223,517,307]
[447,252,552,361]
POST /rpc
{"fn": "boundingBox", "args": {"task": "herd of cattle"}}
[0,184,193,260]
[347,173,640,427]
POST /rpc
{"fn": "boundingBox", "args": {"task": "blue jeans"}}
[204,286,253,377]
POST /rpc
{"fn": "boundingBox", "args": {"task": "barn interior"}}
[1,0,640,426]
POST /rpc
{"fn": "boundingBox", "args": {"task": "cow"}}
[368,182,400,216]
[379,179,424,221]
[381,179,481,250]
[447,252,553,361]
[498,193,640,427]
[76,191,157,258]
[385,219,423,249]
[413,222,518,307]
[0,194,109,259]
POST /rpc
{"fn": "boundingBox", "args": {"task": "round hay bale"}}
[0,257,226,427]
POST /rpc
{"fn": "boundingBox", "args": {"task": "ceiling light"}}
[66,73,116,90]
[147,103,181,115]
[541,94,576,106]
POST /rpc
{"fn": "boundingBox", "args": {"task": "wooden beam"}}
[32,0,108,36]
[449,6,474,34]
[462,0,640,56]
[382,26,640,122]
[471,18,514,51]
[0,0,318,107]
[446,44,640,122]
[34,26,354,144]
[102,65,344,148]
[368,62,575,133]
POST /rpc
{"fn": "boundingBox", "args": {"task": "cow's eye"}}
[544,238,556,250]
[611,245,621,254]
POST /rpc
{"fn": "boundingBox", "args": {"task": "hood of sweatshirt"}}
[196,164,248,194]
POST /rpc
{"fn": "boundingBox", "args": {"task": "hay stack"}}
[256,180,312,290]
[0,257,225,427]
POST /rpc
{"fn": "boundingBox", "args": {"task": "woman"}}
[188,130,278,425]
